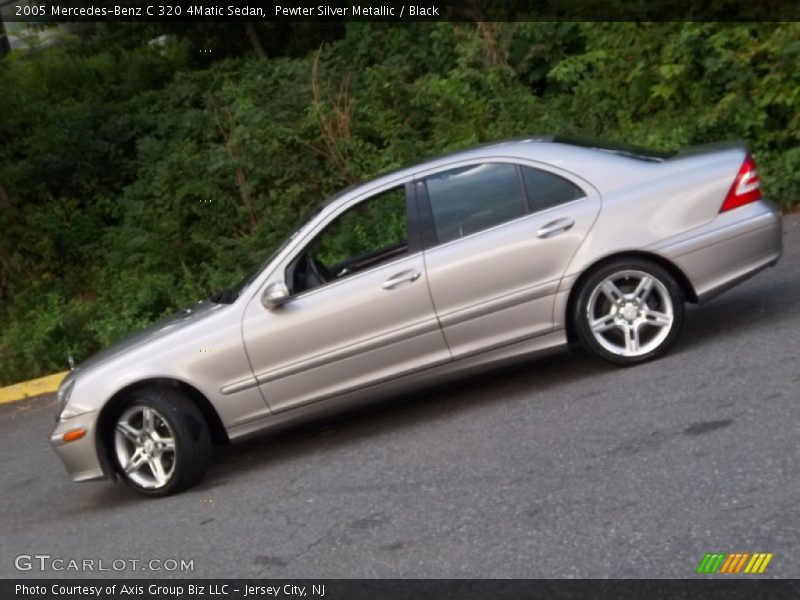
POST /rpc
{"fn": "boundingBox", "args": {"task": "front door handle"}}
[382,270,421,290]
[536,217,575,238]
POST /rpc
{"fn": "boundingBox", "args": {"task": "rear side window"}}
[521,166,585,212]
[425,163,525,244]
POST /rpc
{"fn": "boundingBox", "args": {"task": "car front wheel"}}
[574,259,685,366]
[112,389,211,496]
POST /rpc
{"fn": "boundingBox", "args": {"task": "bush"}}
[0,22,797,384]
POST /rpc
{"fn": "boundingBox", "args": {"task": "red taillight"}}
[720,154,761,212]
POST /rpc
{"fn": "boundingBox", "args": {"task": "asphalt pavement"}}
[1,214,798,579]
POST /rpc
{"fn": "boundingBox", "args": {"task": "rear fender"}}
[563,146,748,281]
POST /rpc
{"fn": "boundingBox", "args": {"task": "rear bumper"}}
[656,200,783,303]
[50,410,107,482]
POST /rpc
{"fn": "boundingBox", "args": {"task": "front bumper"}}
[50,410,108,482]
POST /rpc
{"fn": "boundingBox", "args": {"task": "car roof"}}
[419,135,675,165]
[311,136,675,218]
[359,136,668,191]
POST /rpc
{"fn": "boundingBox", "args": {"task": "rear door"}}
[418,160,601,359]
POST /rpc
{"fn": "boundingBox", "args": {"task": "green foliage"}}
[1,22,798,384]
[314,187,407,267]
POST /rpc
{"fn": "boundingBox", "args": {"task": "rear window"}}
[521,167,585,212]
[551,135,677,162]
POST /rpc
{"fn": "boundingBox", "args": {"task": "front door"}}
[241,183,451,413]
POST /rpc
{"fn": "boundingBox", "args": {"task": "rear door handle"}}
[382,270,421,290]
[536,217,575,238]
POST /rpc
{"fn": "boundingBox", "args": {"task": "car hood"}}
[73,300,227,376]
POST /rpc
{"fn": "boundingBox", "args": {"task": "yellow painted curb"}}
[0,371,68,405]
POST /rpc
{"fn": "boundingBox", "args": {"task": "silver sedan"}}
[51,137,783,495]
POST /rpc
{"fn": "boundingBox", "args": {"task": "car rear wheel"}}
[574,259,685,366]
[112,389,211,496]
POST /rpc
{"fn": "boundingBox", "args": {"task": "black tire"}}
[573,258,685,366]
[110,388,211,497]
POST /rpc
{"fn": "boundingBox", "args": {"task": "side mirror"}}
[261,281,290,310]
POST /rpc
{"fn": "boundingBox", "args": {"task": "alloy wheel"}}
[114,405,177,489]
[586,269,675,357]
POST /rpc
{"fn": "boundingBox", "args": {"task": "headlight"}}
[56,377,76,419]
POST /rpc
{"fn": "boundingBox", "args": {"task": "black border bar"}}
[2,0,800,22]
[5,579,800,600]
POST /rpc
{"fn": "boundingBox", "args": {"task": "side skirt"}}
[225,329,568,442]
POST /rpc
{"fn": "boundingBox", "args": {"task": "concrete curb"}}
[0,372,68,405]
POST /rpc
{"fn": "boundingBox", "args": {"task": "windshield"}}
[209,189,353,304]
[210,230,300,304]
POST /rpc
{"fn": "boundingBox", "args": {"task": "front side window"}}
[425,163,525,244]
[288,186,408,294]
[521,166,585,212]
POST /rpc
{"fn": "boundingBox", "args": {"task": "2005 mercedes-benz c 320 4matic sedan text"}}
[51,137,783,496]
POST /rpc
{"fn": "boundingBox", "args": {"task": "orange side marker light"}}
[63,428,86,443]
